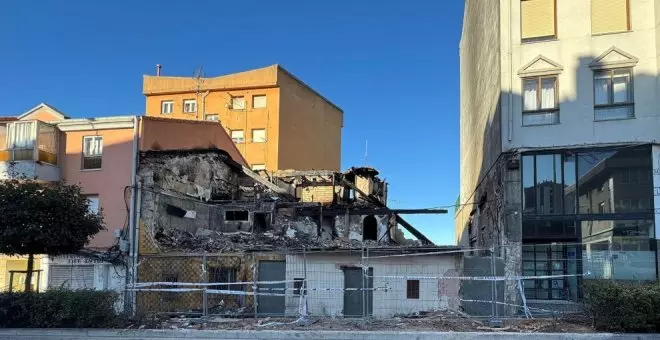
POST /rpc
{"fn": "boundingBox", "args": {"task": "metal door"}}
[257,261,285,316]
[343,267,373,317]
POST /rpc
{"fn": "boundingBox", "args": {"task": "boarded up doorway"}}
[343,267,373,317]
[257,261,285,316]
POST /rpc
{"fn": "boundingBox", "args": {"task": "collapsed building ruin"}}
[136,149,443,253]
[133,149,456,317]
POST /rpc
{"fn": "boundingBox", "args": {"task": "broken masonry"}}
[136,149,446,253]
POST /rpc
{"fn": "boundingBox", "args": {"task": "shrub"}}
[583,280,660,333]
[0,289,122,328]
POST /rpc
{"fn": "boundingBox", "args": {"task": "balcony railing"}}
[0,121,59,165]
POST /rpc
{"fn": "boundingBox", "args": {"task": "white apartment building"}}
[457,0,660,311]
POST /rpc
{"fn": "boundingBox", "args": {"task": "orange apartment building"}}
[143,64,343,172]
[0,103,246,293]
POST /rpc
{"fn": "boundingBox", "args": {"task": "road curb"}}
[0,329,657,340]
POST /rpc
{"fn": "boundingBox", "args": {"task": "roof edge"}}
[275,64,344,113]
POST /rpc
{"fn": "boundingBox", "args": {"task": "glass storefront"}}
[521,145,657,300]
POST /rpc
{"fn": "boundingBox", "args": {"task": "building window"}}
[231,130,244,144]
[251,164,266,171]
[225,210,249,221]
[524,146,654,219]
[209,267,237,291]
[183,99,197,113]
[252,129,266,143]
[522,244,571,300]
[406,280,420,299]
[523,77,558,126]
[86,195,99,214]
[82,136,103,170]
[205,114,219,122]
[521,0,556,42]
[37,123,58,164]
[522,154,566,216]
[293,278,305,295]
[577,146,652,215]
[594,69,633,121]
[231,96,246,110]
[6,122,35,161]
[161,101,173,114]
[591,0,629,35]
[581,220,656,281]
[253,95,267,109]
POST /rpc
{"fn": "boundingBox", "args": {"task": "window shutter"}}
[592,0,628,34]
[48,265,95,290]
[253,95,267,108]
[521,0,556,40]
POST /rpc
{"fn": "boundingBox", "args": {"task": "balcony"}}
[0,121,60,181]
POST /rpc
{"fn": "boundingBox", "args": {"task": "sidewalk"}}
[0,329,656,340]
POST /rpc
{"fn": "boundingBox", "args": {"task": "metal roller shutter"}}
[521,0,556,40]
[592,0,628,34]
[48,265,95,290]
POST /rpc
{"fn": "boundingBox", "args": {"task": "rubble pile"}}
[132,314,595,332]
[154,228,381,252]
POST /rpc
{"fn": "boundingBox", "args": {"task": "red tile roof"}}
[0,117,17,122]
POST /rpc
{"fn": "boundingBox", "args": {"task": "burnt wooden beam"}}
[339,179,434,245]
[293,207,448,216]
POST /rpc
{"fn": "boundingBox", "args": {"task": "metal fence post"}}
[490,247,496,319]
[252,260,258,318]
[489,246,503,327]
[202,254,208,317]
[303,248,308,295]
[302,248,308,317]
[362,247,366,319]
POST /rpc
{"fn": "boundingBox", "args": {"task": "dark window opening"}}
[363,215,378,241]
[322,216,337,238]
[406,280,420,299]
[253,213,269,232]
[294,278,305,295]
[225,210,249,221]
[82,156,102,170]
[209,267,238,291]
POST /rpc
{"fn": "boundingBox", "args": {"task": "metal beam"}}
[292,207,448,216]
[391,209,448,214]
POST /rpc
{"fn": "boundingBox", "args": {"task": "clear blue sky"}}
[0,0,464,245]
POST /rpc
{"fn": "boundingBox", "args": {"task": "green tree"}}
[0,180,104,292]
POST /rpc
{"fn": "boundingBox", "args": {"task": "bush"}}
[583,280,660,333]
[0,289,122,328]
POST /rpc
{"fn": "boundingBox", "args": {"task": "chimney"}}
[156,64,162,76]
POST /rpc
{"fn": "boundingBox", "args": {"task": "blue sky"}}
[0,0,465,245]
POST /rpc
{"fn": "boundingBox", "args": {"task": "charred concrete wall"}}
[137,151,245,254]
[139,151,240,201]
[456,152,522,315]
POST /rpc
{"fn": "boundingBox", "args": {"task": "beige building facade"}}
[458,0,660,310]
